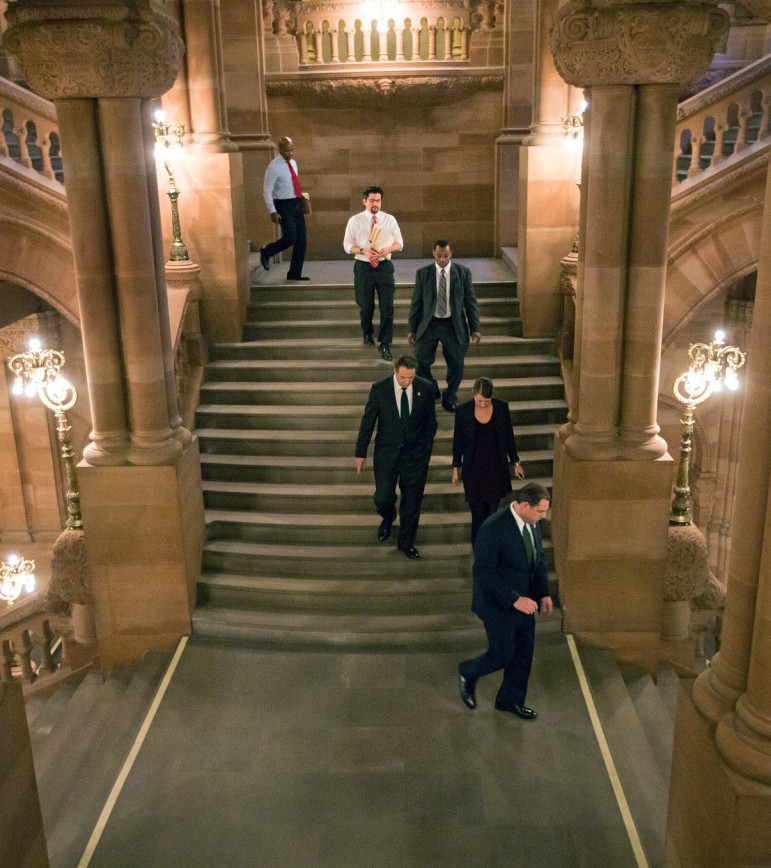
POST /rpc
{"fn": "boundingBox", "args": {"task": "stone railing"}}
[673,54,771,184]
[0,76,64,183]
[1,619,60,685]
[264,0,494,65]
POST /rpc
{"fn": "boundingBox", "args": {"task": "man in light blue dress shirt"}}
[260,137,308,281]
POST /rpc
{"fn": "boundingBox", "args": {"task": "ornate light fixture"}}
[0,554,35,604]
[669,329,746,526]
[561,99,587,151]
[7,337,83,530]
[152,108,189,262]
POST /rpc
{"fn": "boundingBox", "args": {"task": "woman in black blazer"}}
[452,377,525,544]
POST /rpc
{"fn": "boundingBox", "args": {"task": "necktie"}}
[436,268,448,317]
[286,159,302,197]
[369,214,379,268]
[523,524,535,565]
[400,387,410,431]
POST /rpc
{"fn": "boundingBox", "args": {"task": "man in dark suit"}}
[458,483,553,719]
[355,354,437,559]
[407,240,482,413]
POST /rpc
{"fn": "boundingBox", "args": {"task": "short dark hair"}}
[394,354,418,371]
[472,377,494,399]
[514,482,550,507]
[363,186,384,199]
[433,239,451,250]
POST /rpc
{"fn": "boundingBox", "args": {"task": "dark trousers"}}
[262,197,306,278]
[469,500,500,546]
[459,610,536,707]
[414,318,467,401]
[374,450,428,549]
[354,259,394,346]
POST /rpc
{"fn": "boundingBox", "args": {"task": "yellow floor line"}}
[566,633,649,868]
[77,635,189,868]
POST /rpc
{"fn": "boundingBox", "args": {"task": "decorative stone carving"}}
[550,1,730,87]
[662,523,711,640]
[3,3,183,99]
[265,71,503,104]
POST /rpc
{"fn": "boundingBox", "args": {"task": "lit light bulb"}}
[11,378,23,396]
[154,108,166,123]
[714,329,726,342]
[24,381,37,398]
[28,337,41,351]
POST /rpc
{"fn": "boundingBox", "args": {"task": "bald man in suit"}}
[355,354,437,559]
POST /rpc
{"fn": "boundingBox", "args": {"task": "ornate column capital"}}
[3,1,183,99]
[550,0,729,88]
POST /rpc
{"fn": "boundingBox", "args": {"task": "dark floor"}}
[86,632,641,868]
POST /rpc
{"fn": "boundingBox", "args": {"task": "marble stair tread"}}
[204,509,471,527]
[205,354,558,372]
[199,445,555,461]
[213,334,553,350]
[618,662,678,783]
[39,653,173,868]
[244,314,521,330]
[200,478,554,496]
[26,677,86,752]
[199,571,469,593]
[576,647,669,867]
[203,539,474,560]
[196,398,568,416]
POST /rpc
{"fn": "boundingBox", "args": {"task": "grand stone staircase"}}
[191,267,568,649]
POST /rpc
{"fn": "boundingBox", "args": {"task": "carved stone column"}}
[4,1,205,669]
[668,154,771,868]
[515,0,581,338]
[548,0,728,671]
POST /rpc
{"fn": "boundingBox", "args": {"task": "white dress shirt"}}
[344,210,404,262]
[393,375,413,416]
[263,155,300,212]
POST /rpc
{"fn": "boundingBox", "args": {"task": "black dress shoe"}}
[378,518,393,542]
[260,248,271,271]
[398,546,419,559]
[495,701,537,720]
[363,334,375,345]
[287,275,310,281]
[459,674,476,710]
[379,344,392,361]
[441,399,457,413]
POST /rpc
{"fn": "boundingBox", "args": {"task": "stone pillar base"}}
[667,687,771,867]
[552,434,673,672]
[78,440,205,669]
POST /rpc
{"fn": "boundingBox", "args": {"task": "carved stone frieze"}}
[3,3,183,100]
[550,1,730,87]
[265,71,502,104]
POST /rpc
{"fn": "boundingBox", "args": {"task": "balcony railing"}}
[673,54,771,184]
[0,77,64,183]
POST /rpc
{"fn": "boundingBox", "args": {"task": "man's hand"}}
[513,596,538,615]
[407,332,416,346]
[270,212,281,224]
[451,467,461,486]
[513,463,525,479]
[355,457,366,475]
[540,596,553,616]
[471,332,482,345]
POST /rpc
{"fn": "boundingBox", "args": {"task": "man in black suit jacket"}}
[355,354,437,559]
[459,483,553,719]
[407,240,482,413]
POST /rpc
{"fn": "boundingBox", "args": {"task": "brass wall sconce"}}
[152,109,190,262]
[669,329,746,526]
[0,555,36,605]
[7,338,83,531]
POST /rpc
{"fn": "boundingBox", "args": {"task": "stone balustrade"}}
[0,76,63,183]
[1,619,60,686]
[295,10,472,64]
[673,54,771,184]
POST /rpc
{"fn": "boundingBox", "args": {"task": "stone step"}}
[191,605,561,652]
[245,295,518,322]
[199,449,555,483]
[200,477,554,514]
[197,375,566,406]
[210,334,557,362]
[248,279,517,303]
[197,571,471,614]
[242,316,522,340]
[203,354,560,383]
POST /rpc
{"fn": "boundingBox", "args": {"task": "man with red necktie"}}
[343,186,404,361]
[260,137,308,281]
